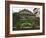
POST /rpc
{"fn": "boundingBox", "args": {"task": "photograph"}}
[10,4,43,34]
[12,6,40,31]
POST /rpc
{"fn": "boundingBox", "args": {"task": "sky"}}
[12,7,34,13]
[11,4,40,13]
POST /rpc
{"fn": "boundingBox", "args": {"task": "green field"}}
[13,13,40,31]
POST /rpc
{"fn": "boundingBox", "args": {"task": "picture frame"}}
[5,1,45,37]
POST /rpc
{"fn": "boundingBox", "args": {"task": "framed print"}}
[5,1,45,37]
